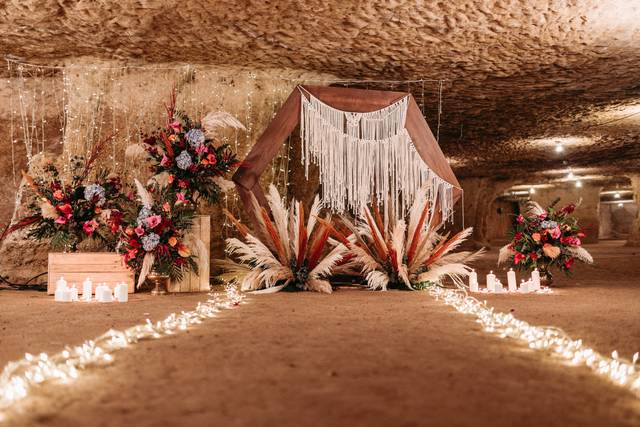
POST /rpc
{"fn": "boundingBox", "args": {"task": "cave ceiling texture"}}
[2,0,640,183]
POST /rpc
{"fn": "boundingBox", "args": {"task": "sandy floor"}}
[1,241,639,426]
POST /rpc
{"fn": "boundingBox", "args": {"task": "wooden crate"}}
[169,215,211,293]
[47,252,134,295]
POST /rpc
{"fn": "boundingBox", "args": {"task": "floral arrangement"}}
[118,180,202,287]
[127,90,244,208]
[337,187,484,291]
[498,200,593,280]
[16,138,127,252]
[214,185,347,293]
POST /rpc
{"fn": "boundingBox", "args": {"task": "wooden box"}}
[47,252,135,295]
[169,215,211,293]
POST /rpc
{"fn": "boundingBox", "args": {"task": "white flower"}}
[40,201,58,220]
[213,176,235,193]
[176,150,193,170]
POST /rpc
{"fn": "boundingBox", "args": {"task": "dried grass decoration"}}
[215,185,348,294]
[339,187,485,291]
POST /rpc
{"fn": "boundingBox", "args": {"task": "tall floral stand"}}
[168,215,211,292]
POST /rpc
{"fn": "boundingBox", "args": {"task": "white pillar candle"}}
[98,286,113,303]
[54,285,66,302]
[55,276,67,291]
[494,279,504,293]
[70,286,79,302]
[95,284,105,302]
[486,271,496,292]
[82,278,93,301]
[519,279,529,293]
[61,288,72,302]
[507,268,517,292]
[469,269,478,292]
[531,268,541,291]
[115,283,128,303]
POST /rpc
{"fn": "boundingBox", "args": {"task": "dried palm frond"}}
[343,187,483,291]
[125,143,149,162]
[137,253,155,289]
[201,112,246,133]
[215,185,347,294]
[134,179,153,209]
[565,246,593,264]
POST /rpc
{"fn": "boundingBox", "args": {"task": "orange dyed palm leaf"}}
[223,209,249,238]
[363,208,387,259]
[161,131,174,158]
[307,221,331,270]
[296,202,307,268]
[260,207,287,264]
[407,202,430,265]
[425,230,465,267]
[371,203,385,240]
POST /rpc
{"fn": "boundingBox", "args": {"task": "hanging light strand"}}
[0,286,245,412]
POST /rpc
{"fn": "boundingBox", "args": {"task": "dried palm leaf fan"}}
[333,187,484,291]
[215,185,348,294]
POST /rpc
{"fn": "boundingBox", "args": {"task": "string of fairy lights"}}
[5,58,445,238]
[429,284,640,397]
[0,286,245,419]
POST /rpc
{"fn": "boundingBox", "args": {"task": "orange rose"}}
[177,244,190,257]
[532,232,541,242]
[168,236,177,247]
[542,243,561,259]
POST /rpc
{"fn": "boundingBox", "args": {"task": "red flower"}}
[564,257,574,269]
[516,215,524,224]
[82,220,99,236]
[562,203,576,214]
[178,179,190,189]
[57,203,72,216]
[514,232,523,241]
[169,121,181,132]
[514,252,525,264]
[530,252,539,261]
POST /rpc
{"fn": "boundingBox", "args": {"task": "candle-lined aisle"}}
[428,284,640,397]
[0,286,245,415]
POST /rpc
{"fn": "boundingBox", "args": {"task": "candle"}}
[82,278,93,302]
[55,276,67,291]
[70,286,79,302]
[531,268,541,291]
[54,281,67,302]
[114,283,128,303]
[98,285,113,303]
[519,279,529,293]
[507,268,517,292]
[469,269,478,292]
[486,271,496,292]
[494,279,504,293]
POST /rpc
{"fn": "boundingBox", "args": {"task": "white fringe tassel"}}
[299,88,454,222]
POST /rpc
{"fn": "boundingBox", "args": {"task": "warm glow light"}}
[567,172,575,180]
[555,143,564,153]
[429,285,640,398]
[575,180,583,188]
[0,286,245,413]
[615,192,621,199]
[618,203,624,208]
[529,188,536,194]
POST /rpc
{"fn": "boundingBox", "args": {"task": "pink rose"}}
[55,216,68,225]
[516,215,524,224]
[144,215,162,229]
[160,155,171,167]
[82,220,99,236]
[514,252,525,265]
[195,144,207,155]
[169,121,181,131]
[134,225,145,236]
[550,226,561,239]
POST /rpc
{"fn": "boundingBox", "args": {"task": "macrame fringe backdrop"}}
[299,87,454,221]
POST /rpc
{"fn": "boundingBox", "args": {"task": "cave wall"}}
[0,61,333,282]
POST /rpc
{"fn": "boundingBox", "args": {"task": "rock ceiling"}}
[2,0,640,181]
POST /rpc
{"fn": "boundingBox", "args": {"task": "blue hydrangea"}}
[141,233,160,252]
[540,220,558,229]
[176,150,193,170]
[185,128,205,148]
[136,206,154,227]
[84,184,106,206]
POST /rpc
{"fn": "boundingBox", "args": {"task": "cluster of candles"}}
[468,268,543,293]
[53,277,129,303]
